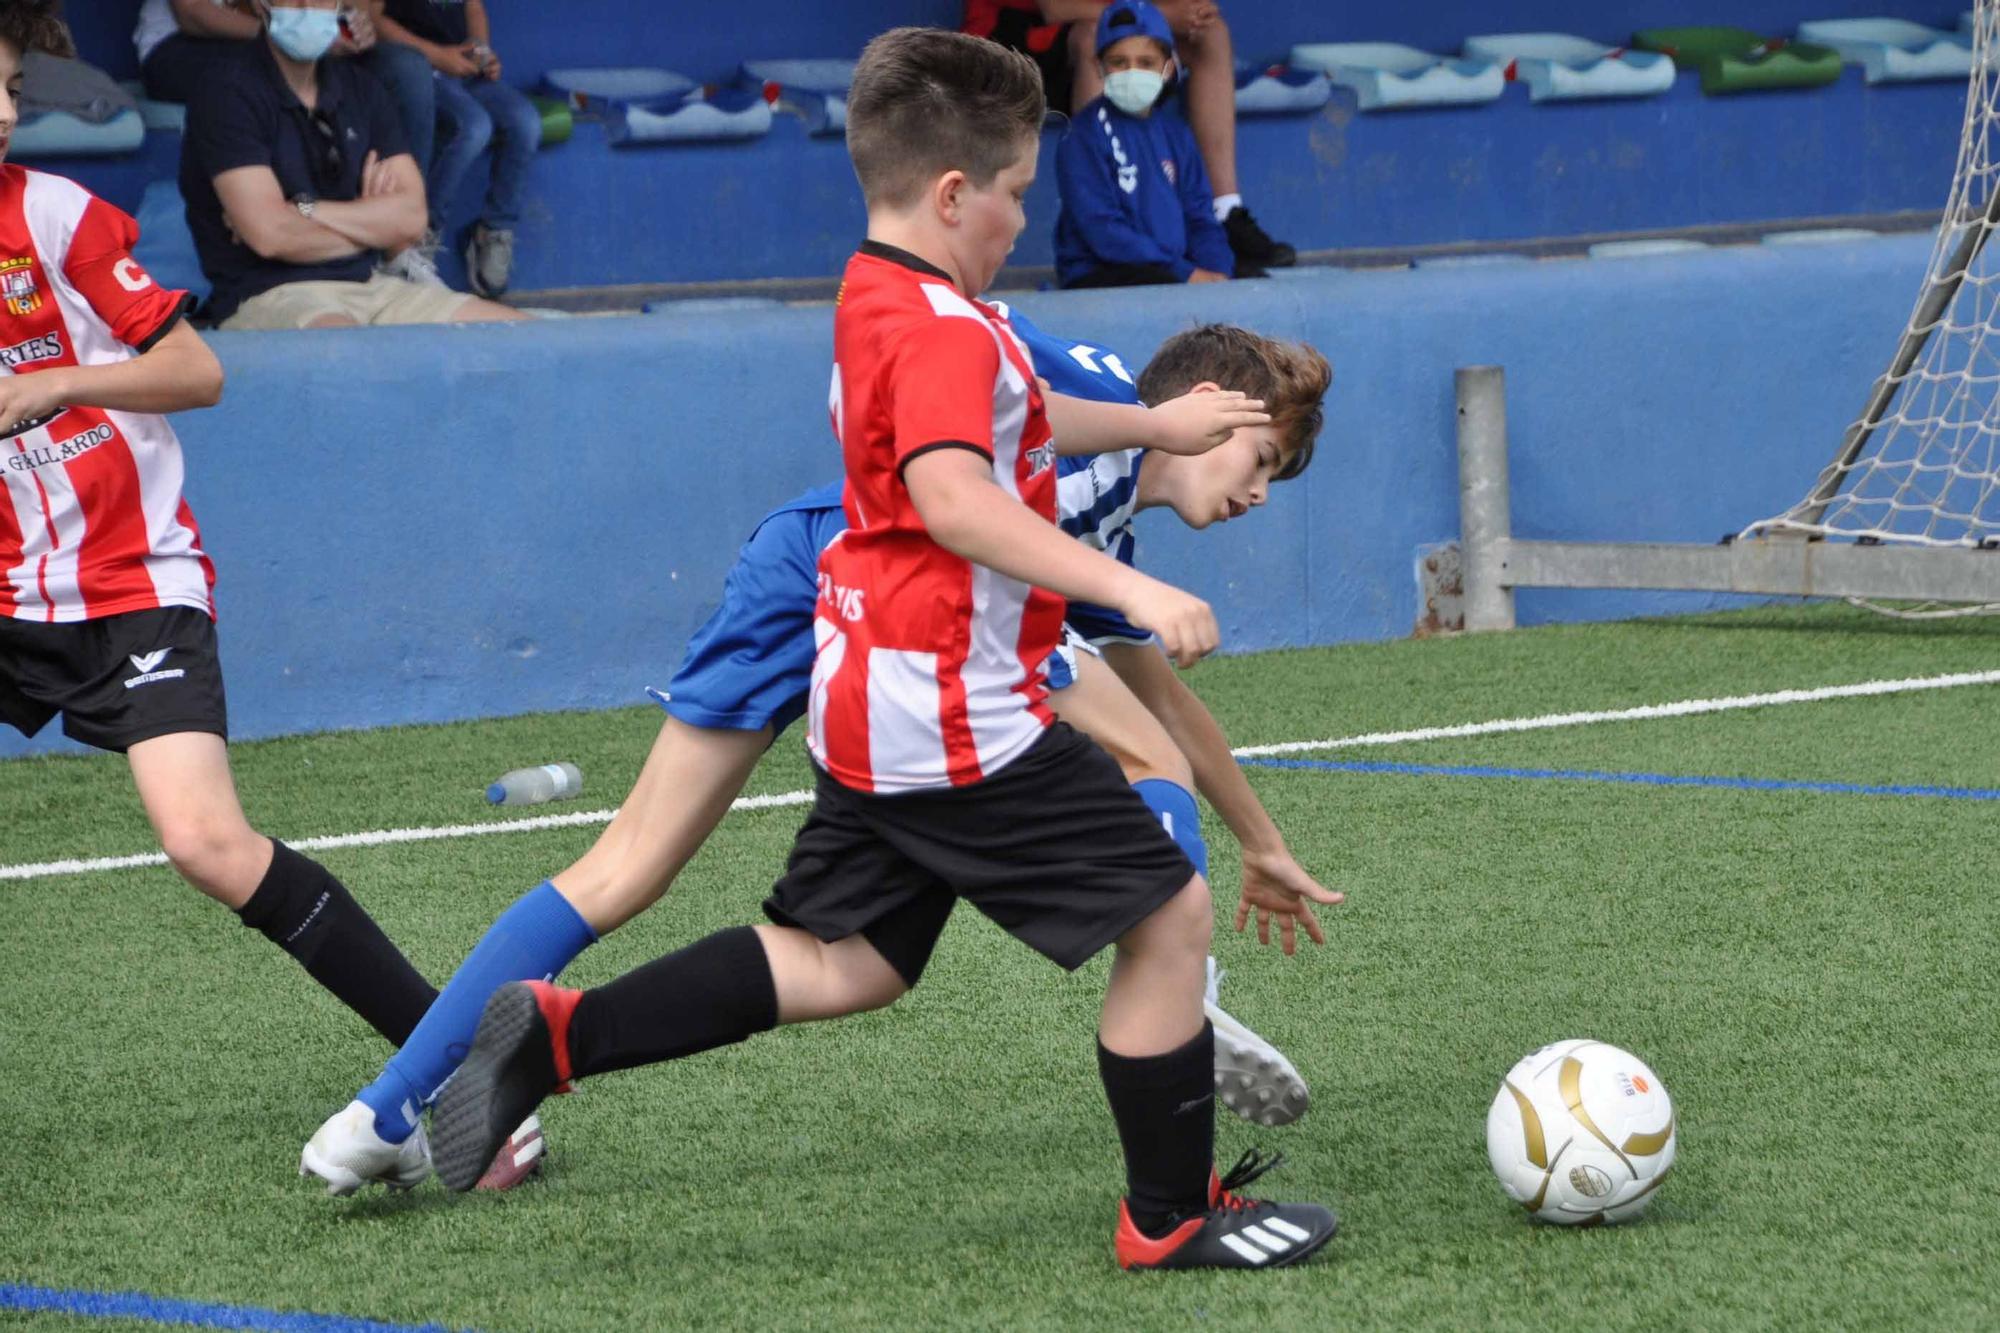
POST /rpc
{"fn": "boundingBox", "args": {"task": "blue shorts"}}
[658,497,848,734]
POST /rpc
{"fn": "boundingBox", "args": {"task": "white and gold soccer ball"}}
[1485,1039,1677,1225]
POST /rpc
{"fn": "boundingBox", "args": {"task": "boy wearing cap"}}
[1054,1,1250,289]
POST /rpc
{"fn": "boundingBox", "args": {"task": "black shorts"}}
[763,722,1197,984]
[0,606,229,752]
[984,9,1078,116]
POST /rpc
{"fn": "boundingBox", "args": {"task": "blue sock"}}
[357,880,597,1142]
[1133,779,1208,879]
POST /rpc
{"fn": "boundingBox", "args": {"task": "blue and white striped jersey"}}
[1000,306,1154,645]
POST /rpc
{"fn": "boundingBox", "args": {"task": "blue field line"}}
[0,1283,465,1332]
[1238,757,2000,801]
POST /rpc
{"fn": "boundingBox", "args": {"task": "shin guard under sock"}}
[236,840,438,1049]
[1098,1021,1217,1236]
[568,925,779,1078]
[357,879,597,1141]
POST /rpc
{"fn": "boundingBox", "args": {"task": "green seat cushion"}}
[1632,26,1843,94]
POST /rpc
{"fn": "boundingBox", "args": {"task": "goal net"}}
[1745,4,2000,614]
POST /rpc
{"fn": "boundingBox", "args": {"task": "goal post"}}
[1457,2,2000,628]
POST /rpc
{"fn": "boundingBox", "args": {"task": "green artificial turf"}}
[2,604,1996,1331]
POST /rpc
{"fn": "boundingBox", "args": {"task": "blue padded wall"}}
[0,233,1938,755]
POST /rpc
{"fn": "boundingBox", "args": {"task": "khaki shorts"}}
[222,274,477,330]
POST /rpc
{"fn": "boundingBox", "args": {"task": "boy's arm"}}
[1055,123,1191,278]
[1100,638,1344,952]
[170,0,260,41]
[904,447,1218,667]
[0,321,222,432]
[1045,387,1266,457]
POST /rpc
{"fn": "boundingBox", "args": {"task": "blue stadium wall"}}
[0,233,1936,755]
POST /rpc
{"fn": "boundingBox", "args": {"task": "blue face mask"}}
[267,6,342,62]
[1103,68,1167,116]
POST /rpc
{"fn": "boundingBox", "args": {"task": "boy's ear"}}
[933,169,969,226]
[1185,380,1224,395]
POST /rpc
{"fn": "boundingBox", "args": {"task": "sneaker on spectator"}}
[380,231,447,288]
[465,224,515,298]
[1223,206,1295,270]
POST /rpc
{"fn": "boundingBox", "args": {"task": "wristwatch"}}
[293,196,317,219]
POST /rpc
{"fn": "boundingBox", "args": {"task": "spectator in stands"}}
[377,0,538,297]
[964,0,1293,273]
[180,0,525,327]
[137,4,437,170]
[1054,2,1249,289]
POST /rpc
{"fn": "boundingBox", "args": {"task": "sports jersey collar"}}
[256,36,346,115]
[858,240,958,287]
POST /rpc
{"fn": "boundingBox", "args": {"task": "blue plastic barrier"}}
[0,231,1936,755]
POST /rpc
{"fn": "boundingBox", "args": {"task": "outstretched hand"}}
[1146,386,1269,457]
[1234,846,1344,955]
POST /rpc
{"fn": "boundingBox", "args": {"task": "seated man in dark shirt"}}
[181,0,524,328]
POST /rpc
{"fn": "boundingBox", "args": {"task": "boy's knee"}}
[158,815,262,896]
[1140,875,1214,954]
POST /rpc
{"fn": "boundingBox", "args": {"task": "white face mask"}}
[1103,68,1166,116]
[267,6,342,62]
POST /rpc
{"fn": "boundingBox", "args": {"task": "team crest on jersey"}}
[0,257,40,316]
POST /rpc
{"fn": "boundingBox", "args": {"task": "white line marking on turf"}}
[1227,669,2000,757]
[4,669,1994,883]
[0,790,814,882]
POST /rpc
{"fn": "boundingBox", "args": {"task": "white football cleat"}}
[299,1099,432,1196]
[1205,958,1311,1128]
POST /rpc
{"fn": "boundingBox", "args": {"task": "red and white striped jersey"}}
[809,243,1066,794]
[0,166,210,624]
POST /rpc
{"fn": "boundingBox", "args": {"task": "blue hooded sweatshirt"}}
[1054,95,1236,287]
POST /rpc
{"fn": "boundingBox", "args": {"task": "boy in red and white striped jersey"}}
[0,1,450,1190]
[430,28,1338,1271]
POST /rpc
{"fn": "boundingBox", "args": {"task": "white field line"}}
[4,669,1995,883]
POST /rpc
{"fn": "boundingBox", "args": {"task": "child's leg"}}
[128,731,437,1048]
[1097,875,1216,1234]
[349,717,769,1141]
[555,718,772,933]
[429,923,914,1190]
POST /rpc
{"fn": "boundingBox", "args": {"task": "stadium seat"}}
[1587,238,1711,259]
[11,107,145,158]
[738,59,854,136]
[131,177,208,305]
[542,67,774,145]
[117,81,187,132]
[1460,34,1676,102]
[1761,227,1880,246]
[1233,65,1333,116]
[1796,19,1974,84]
[1287,43,1504,111]
[543,67,696,115]
[1631,27,1843,95]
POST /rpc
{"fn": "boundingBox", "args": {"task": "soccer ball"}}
[1485,1038,1677,1225]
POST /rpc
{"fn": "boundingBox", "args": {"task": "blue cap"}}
[485,782,507,804]
[1095,1,1174,58]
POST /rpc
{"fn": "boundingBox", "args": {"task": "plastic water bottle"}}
[486,762,583,807]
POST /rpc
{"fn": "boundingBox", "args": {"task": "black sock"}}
[235,840,438,1046]
[1098,1021,1216,1237]
[568,925,779,1079]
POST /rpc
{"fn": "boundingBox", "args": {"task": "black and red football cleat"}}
[433,980,579,1193]
[1116,1150,1337,1271]
[472,1113,548,1191]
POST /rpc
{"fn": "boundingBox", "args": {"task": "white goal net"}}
[1746,4,2000,592]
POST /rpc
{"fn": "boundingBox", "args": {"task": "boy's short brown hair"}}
[1137,326,1332,481]
[0,1,75,60]
[846,27,1046,211]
